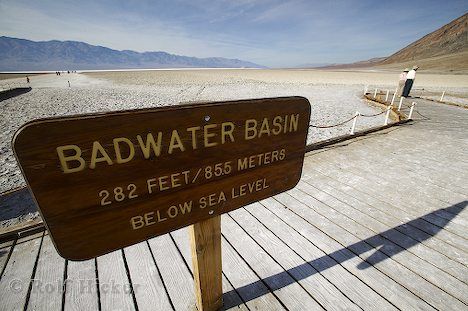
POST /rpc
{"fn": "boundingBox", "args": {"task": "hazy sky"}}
[0,0,466,67]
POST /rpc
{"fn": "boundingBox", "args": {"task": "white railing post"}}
[409,102,416,119]
[391,88,397,105]
[374,88,378,98]
[440,91,445,102]
[384,105,392,125]
[364,85,368,95]
[385,90,389,102]
[350,111,359,135]
[398,97,403,111]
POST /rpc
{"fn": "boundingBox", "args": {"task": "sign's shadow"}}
[223,200,467,309]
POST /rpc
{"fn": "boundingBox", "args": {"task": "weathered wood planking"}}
[301,170,468,266]
[287,186,468,305]
[259,197,433,311]
[221,214,324,310]
[0,232,43,310]
[123,241,173,310]
[351,138,468,203]
[26,234,65,310]
[309,159,468,252]
[64,259,99,311]
[303,165,468,255]
[170,228,249,311]
[317,146,468,225]
[229,207,377,311]
[0,239,15,277]
[148,234,195,310]
[307,156,468,239]
[13,96,310,260]
[96,250,135,311]
[294,181,468,284]
[275,192,466,310]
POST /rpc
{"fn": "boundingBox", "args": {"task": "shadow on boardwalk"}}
[224,200,467,308]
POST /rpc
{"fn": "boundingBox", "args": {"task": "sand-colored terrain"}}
[1,69,467,194]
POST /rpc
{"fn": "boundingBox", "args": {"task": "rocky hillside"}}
[317,13,467,73]
[381,13,467,65]
[0,36,264,71]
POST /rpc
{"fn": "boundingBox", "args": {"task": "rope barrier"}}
[309,114,357,128]
[360,110,386,117]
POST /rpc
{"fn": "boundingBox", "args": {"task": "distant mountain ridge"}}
[0,36,264,71]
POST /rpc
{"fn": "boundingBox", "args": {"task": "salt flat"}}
[1,69,467,193]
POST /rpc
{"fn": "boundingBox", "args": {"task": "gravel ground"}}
[1,69,467,194]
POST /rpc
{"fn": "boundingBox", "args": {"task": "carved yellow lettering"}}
[245,119,257,140]
[56,145,85,173]
[137,133,162,158]
[168,130,185,154]
[272,116,283,135]
[289,114,299,132]
[90,141,113,169]
[187,126,200,149]
[204,124,218,147]
[144,212,156,226]
[221,122,235,144]
[258,118,271,138]
[130,216,145,230]
[180,201,193,214]
[238,157,248,171]
[113,137,135,164]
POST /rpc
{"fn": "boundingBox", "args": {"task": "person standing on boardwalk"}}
[402,65,418,97]
[397,68,409,97]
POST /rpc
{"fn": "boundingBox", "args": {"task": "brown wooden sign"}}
[13,97,311,260]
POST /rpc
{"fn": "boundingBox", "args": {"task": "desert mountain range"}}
[0,37,263,71]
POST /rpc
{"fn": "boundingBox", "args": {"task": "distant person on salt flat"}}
[397,68,409,97]
[26,76,29,83]
[402,66,419,97]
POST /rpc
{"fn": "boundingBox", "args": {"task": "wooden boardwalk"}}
[0,98,467,310]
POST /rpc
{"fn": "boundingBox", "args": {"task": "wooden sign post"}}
[13,96,310,311]
[190,216,222,310]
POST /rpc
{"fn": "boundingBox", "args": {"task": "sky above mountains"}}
[0,0,466,67]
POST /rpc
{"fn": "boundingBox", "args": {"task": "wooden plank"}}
[302,170,468,268]
[323,143,468,218]
[64,259,99,311]
[170,228,249,311]
[0,239,15,277]
[295,181,468,284]
[123,241,173,310]
[189,216,222,311]
[13,97,310,260]
[307,157,468,239]
[353,138,468,199]
[96,250,135,311]
[221,214,324,310]
[304,165,468,255]
[148,234,196,310]
[0,232,43,310]
[287,187,468,305]
[301,167,468,265]
[260,197,433,311]
[26,234,66,310]
[231,206,391,311]
[168,227,286,310]
[274,192,466,310]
